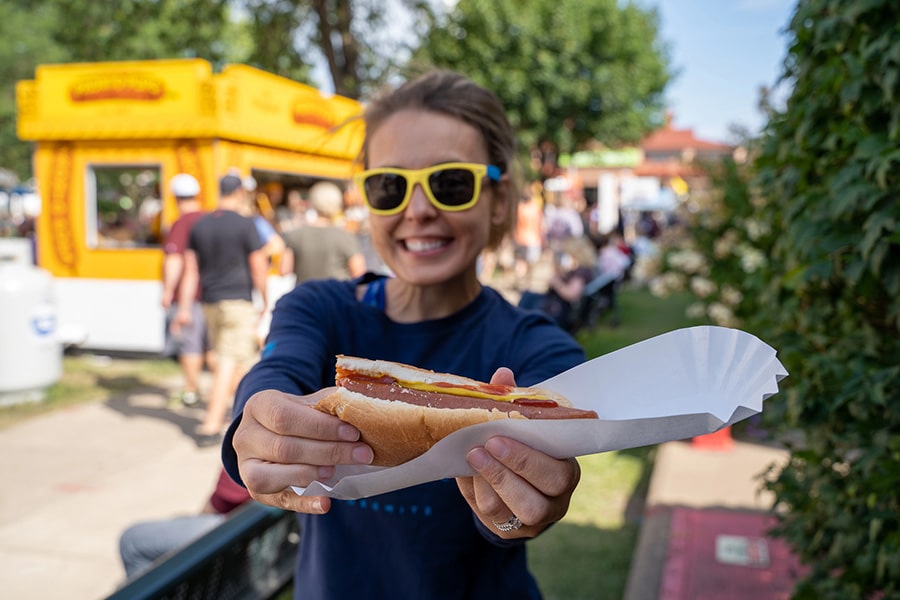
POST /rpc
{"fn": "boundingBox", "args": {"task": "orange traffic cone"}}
[692,426,734,451]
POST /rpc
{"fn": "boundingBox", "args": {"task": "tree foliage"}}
[48,0,232,65]
[236,0,437,99]
[0,0,236,180]
[2,0,667,185]
[657,1,900,597]
[0,1,67,180]
[239,0,316,83]
[753,1,900,596]
[1,0,438,179]
[411,0,670,161]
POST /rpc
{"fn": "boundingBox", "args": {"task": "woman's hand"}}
[456,368,581,538]
[232,388,374,514]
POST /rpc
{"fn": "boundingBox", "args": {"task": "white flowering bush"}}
[650,156,774,328]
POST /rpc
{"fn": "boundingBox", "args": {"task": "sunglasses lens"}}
[429,168,477,207]
[363,173,407,211]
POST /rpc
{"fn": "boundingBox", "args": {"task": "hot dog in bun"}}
[313,355,598,466]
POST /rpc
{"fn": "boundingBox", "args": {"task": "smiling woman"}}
[223,70,590,600]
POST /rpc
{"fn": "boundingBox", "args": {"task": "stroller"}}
[518,270,621,334]
[567,271,621,332]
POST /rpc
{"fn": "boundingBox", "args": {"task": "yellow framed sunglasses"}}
[354,162,502,216]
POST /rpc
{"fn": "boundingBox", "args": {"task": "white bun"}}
[314,388,526,467]
[337,355,482,386]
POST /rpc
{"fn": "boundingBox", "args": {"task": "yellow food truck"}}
[16,58,363,352]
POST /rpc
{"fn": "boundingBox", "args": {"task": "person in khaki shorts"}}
[178,173,268,447]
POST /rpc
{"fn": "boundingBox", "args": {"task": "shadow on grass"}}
[101,375,206,442]
[0,354,183,430]
[94,374,164,394]
[620,445,655,521]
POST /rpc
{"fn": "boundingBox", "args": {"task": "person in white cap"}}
[162,173,210,407]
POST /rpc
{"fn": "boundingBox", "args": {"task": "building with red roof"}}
[634,113,733,179]
[550,114,736,237]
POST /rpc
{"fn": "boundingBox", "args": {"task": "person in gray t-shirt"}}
[280,181,367,283]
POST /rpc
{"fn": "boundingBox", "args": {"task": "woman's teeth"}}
[405,239,447,252]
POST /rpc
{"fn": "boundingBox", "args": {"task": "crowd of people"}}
[125,170,369,583]
[483,180,641,333]
[158,157,645,451]
[160,170,376,448]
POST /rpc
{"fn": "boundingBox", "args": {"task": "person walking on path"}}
[177,173,268,447]
[224,70,585,600]
[238,172,287,348]
[161,173,210,407]
[279,181,367,284]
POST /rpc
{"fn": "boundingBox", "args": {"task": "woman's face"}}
[365,109,507,287]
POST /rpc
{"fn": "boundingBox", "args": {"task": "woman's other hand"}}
[456,367,581,538]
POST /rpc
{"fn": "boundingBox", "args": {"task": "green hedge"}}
[656,1,899,597]
[753,1,900,597]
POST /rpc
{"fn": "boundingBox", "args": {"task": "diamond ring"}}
[493,515,523,532]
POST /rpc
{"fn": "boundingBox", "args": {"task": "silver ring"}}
[493,515,523,532]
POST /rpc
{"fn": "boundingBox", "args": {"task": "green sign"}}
[559,147,642,168]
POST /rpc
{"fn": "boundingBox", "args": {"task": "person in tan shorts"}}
[178,173,268,447]
[202,300,259,365]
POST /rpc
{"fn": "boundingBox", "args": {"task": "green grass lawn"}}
[529,286,701,600]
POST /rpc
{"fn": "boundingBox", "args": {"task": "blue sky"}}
[651,0,797,143]
[315,1,797,144]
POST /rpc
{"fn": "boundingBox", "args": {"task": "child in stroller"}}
[518,237,599,333]
[519,235,631,333]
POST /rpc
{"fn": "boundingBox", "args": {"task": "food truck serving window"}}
[87,165,162,249]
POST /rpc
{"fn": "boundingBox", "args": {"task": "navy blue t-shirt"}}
[223,276,585,600]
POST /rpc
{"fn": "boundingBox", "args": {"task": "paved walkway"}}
[0,382,222,600]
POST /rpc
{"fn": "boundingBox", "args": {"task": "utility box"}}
[0,257,62,405]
